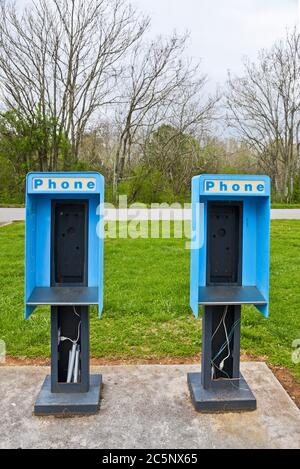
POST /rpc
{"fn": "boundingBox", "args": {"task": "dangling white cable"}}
[73,306,80,318]
[66,350,72,382]
[220,310,231,370]
[211,360,249,391]
[211,305,228,376]
[60,307,81,383]
[67,342,77,383]
[73,346,80,384]
[60,320,81,345]
[211,305,228,341]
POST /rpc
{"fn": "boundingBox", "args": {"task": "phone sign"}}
[204,179,266,195]
[32,177,97,192]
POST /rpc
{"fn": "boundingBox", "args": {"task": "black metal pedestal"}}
[34,374,102,416]
[188,305,256,412]
[34,306,102,416]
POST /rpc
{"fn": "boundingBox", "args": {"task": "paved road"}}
[0,208,25,224]
[1,207,300,223]
[270,209,300,219]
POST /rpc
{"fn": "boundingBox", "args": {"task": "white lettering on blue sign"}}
[32,177,96,192]
[204,179,266,195]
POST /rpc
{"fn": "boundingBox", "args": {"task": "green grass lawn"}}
[0,221,300,385]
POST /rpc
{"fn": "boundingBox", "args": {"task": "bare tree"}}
[226,29,300,202]
[141,76,218,196]
[112,33,218,198]
[0,0,148,170]
[79,120,117,175]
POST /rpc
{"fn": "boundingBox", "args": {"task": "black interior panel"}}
[52,201,88,286]
[207,202,242,285]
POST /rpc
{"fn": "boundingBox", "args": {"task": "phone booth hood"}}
[25,172,104,320]
[190,174,271,318]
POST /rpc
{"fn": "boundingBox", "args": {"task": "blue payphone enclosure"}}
[190,174,270,318]
[25,172,104,319]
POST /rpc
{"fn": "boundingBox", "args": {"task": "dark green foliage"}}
[0,109,71,203]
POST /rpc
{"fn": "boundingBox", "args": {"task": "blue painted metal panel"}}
[256,196,271,317]
[190,177,201,317]
[190,174,270,318]
[25,172,105,319]
[25,190,37,320]
[98,181,105,315]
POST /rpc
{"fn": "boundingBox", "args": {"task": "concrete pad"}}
[0,363,299,449]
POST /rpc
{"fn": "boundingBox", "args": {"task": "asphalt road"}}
[0,207,300,223]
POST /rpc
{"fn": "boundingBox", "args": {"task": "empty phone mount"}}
[25,172,104,415]
[188,174,270,412]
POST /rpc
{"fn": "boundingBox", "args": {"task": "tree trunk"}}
[113,141,123,203]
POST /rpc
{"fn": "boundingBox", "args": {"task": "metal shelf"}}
[27,287,98,306]
[198,286,266,306]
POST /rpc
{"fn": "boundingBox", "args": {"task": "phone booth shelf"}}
[25,172,104,416]
[189,174,270,413]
